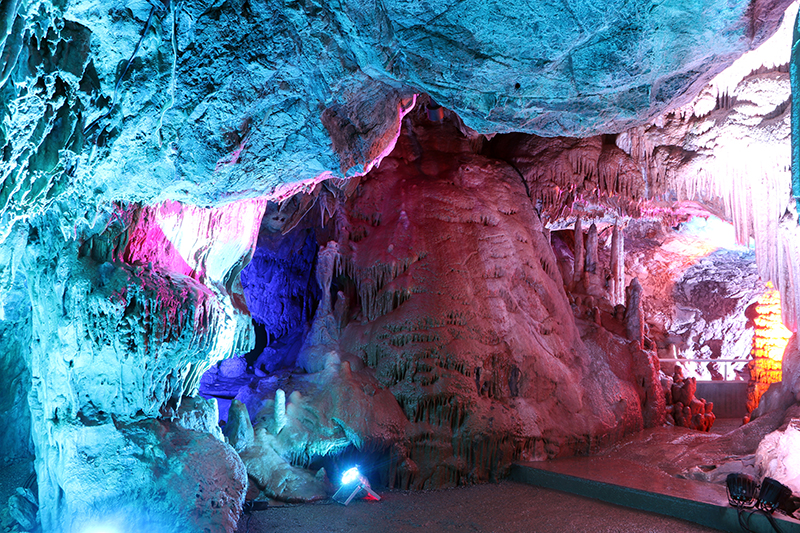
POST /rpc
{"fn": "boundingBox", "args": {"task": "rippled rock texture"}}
[0,0,792,236]
[11,198,266,532]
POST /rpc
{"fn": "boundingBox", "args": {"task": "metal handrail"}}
[659,358,750,382]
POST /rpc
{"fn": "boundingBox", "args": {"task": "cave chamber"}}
[3,0,800,531]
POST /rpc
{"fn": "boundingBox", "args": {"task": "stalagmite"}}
[626,278,645,345]
[747,284,792,413]
[585,223,599,274]
[274,389,287,435]
[610,222,625,306]
[574,217,585,285]
[225,400,255,452]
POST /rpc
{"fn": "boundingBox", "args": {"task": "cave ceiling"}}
[0,0,794,235]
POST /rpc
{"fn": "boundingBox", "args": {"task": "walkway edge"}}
[510,463,800,533]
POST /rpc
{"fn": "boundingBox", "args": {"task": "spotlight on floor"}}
[332,467,381,506]
[726,473,794,533]
[726,473,758,508]
[757,477,792,514]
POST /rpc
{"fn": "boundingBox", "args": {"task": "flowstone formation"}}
[9,198,268,532]
[197,105,670,502]
[335,113,649,487]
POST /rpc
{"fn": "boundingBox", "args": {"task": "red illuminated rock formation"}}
[663,366,716,431]
[747,283,792,413]
[308,108,656,489]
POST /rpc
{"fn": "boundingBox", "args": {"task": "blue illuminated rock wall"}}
[0,227,32,460]
[12,200,259,533]
[240,225,321,372]
[0,0,790,237]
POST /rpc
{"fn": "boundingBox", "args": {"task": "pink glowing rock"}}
[123,198,268,285]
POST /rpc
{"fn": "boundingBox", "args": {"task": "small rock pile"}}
[663,366,716,431]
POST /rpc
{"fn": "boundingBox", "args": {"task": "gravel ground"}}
[236,480,723,533]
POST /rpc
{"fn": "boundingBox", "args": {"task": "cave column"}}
[610,222,625,306]
[625,277,644,345]
[585,223,598,274]
[573,217,584,286]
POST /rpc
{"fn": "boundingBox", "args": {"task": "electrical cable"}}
[739,501,788,533]
[737,505,755,533]
[765,510,785,533]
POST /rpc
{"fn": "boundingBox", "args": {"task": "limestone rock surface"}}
[14,197,267,532]
[331,108,646,487]
[43,418,246,533]
[756,413,800,495]
[0,0,792,236]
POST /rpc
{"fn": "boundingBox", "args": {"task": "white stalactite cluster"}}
[619,30,798,328]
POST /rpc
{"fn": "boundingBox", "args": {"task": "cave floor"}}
[512,416,800,533]
[236,480,723,533]
[236,419,762,533]
[1,419,793,532]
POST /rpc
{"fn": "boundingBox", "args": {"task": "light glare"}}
[341,467,360,485]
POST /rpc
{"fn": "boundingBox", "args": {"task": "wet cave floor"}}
[235,480,722,533]
[236,416,800,533]
[1,419,795,532]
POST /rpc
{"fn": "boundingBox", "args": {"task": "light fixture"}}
[727,473,758,508]
[341,466,360,485]
[727,473,759,533]
[726,473,793,533]
[331,466,381,506]
[757,477,792,514]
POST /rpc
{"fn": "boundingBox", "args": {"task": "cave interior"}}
[3,0,800,531]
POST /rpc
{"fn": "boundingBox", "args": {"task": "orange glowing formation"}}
[747,282,792,412]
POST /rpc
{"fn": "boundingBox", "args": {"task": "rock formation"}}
[747,283,794,413]
[663,366,716,431]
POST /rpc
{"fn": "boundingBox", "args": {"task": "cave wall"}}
[14,197,268,532]
[1,0,800,529]
[0,224,32,460]
[619,218,765,379]
[485,13,800,331]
